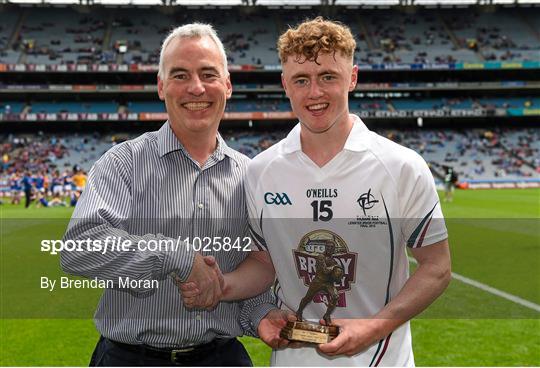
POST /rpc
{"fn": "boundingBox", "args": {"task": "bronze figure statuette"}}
[280,238,343,344]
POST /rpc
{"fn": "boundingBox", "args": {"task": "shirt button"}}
[197,203,204,209]
[196,314,202,321]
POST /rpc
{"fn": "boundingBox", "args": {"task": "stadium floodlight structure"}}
[3,0,540,4]
[412,0,540,4]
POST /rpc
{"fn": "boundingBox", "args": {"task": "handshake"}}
[173,250,276,310]
[172,252,305,350]
[172,252,226,310]
[172,252,297,350]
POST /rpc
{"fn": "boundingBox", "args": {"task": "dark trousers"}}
[89,336,253,367]
[24,189,32,208]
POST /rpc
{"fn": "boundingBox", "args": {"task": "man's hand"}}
[174,254,224,310]
[258,309,297,349]
[317,318,383,357]
[178,250,274,307]
[318,240,451,358]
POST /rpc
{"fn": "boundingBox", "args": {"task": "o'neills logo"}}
[293,230,357,307]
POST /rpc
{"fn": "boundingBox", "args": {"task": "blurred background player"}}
[51,170,64,202]
[443,165,458,202]
[22,171,34,209]
[33,171,45,196]
[35,190,48,207]
[62,170,73,204]
[72,168,87,192]
[9,172,22,205]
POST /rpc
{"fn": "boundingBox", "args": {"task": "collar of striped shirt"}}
[157,122,238,163]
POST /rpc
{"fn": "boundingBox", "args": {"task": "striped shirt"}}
[61,122,276,348]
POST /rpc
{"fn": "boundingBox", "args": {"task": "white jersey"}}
[245,115,448,367]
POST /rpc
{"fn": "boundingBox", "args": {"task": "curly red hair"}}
[277,17,356,64]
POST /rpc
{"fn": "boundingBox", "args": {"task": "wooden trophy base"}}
[280,321,339,344]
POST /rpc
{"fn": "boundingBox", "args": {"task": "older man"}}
[61,23,275,366]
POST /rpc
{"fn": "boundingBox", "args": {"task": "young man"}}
[181,17,451,366]
[61,23,275,366]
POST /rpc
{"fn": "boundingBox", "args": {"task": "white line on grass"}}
[408,257,540,312]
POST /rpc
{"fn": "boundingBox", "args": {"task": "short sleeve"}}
[399,153,448,248]
[244,164,268,252]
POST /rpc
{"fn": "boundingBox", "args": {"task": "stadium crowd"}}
[2,127,538,207]
[2,7,539,66]
[2,96,537,115]
[0,132,110,207]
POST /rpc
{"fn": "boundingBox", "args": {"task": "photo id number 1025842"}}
[185,237,252,252]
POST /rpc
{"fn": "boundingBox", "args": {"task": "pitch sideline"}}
[408,257,540,313]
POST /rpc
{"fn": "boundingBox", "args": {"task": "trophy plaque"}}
[280,238,344,344]
[280,320,339,344]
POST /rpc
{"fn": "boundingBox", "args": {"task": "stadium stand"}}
[0,3,538,195]
[2,6,539,66]
[0,6,538,368]
[17,7,108,65]
[388,129,539,181]
[1,128,538,189]
[28,102,118,114]
[446,9,540,62]
[2,102,25,114]
[4,97,537,115]
[126,101,165,113]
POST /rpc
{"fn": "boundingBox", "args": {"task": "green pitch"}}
[1,189,539,366]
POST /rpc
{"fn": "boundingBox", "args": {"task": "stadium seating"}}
[2,6,539,66]
[387,129,539,180]
[5,97,537,115]
[28,102,118,114]
[126,101,165,113]
[2,128,537,182]
[0,4,538,188]
[2,102,25,114]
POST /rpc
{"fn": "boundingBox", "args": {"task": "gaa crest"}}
[293,230,357,307]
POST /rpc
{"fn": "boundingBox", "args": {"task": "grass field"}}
[1,189,539,366]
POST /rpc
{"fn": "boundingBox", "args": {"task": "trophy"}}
[280,239,343,344]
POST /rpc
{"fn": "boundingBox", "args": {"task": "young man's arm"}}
[180,251,275,304]
[318,149,452,357]
[223,251,276,300]
[317,239,451,357]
